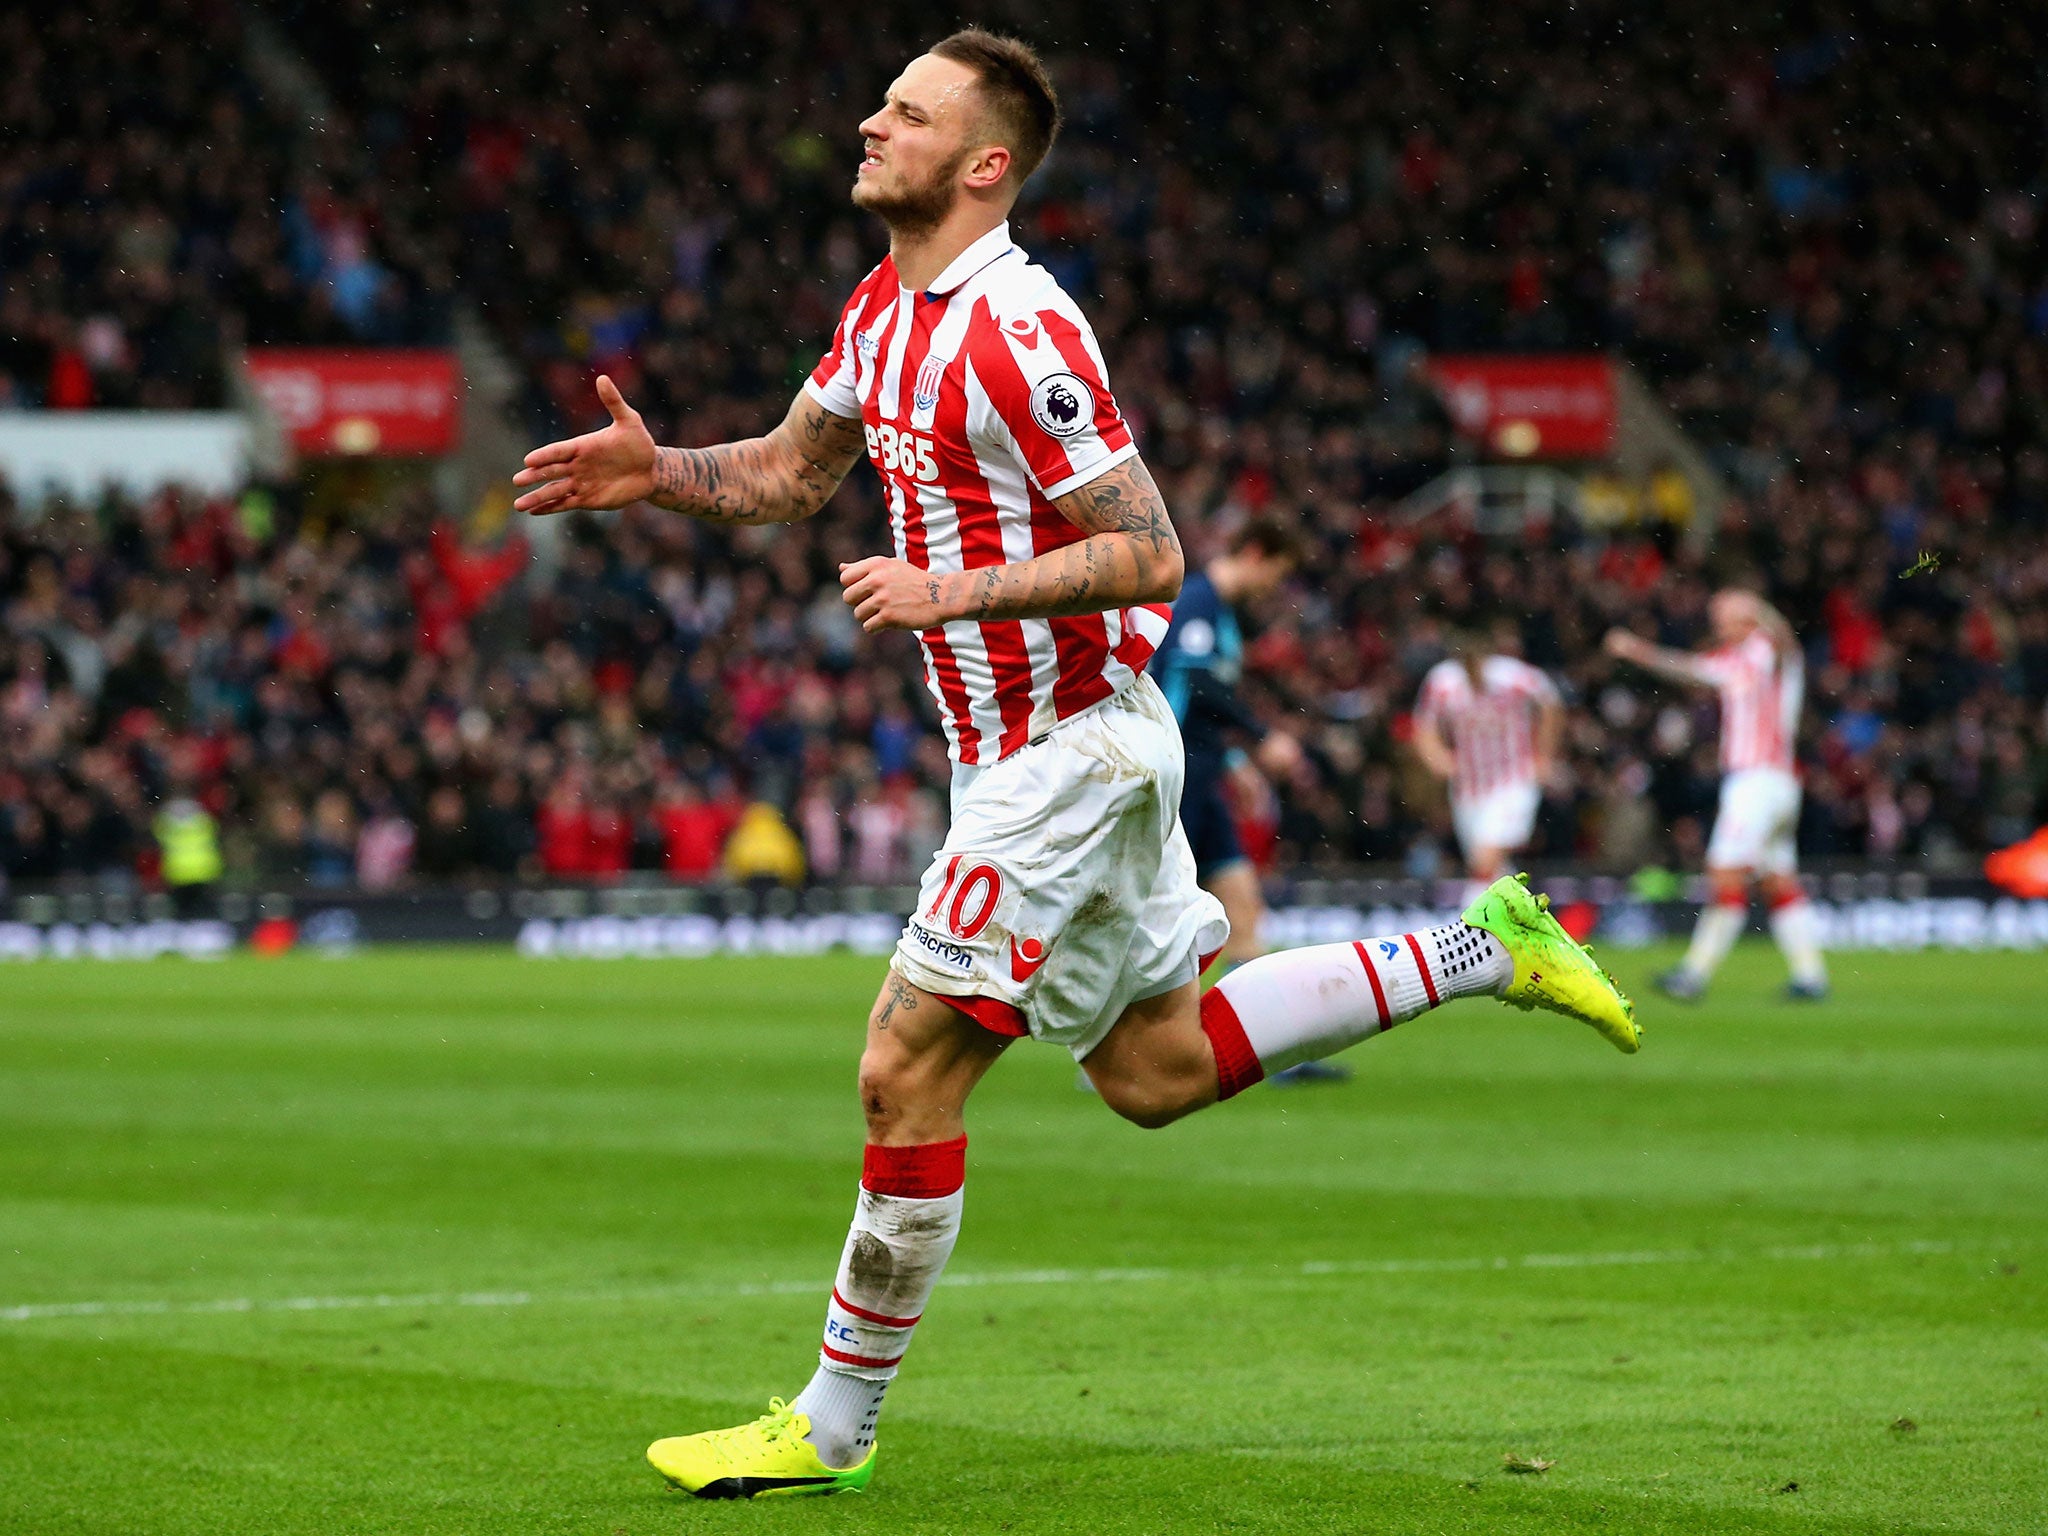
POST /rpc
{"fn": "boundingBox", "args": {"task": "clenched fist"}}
[839,557,957,633]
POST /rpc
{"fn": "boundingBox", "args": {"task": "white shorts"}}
[1705,767,1801,875]
[893,675,1230,1061]
[1451,782,1541,863]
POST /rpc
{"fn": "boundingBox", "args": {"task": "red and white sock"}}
[1680,895,1747,981]
[792,1136,964,1469]
[1198,921,1512,1094]
[1768,893,1827,987]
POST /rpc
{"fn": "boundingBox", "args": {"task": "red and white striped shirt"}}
[1414,655,1559,799]
[1681,631,1802,774]
[807,223,1170,766]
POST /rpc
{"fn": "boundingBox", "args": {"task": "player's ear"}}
[964,143,1011,191]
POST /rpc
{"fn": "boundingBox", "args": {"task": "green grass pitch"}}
[1,944,2044,1534]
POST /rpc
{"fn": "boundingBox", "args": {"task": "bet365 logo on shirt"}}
[866,422,938,482]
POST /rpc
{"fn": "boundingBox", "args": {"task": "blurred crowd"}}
[3,0,2047,890]
[0,0,450,413]
[3,470,2040,891]
[0,481,957,890]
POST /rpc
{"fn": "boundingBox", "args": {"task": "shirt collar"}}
[919,222,1018,297]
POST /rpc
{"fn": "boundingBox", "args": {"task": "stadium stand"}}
[2,1,2045,891]
[0,0,449,413]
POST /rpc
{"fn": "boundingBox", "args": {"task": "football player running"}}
[515,29,1637,1501]
[1606,588,1828,1000]
[1412,620,1564,901]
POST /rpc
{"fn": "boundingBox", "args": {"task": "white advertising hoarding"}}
[0,412,253,505]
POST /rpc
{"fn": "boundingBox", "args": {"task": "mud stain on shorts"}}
[1067,723,1152,787]
[1074,888,1123,929]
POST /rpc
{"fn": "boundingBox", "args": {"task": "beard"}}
[850,149,967,235]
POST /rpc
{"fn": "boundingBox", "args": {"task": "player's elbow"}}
[1140,545,1185,605]
[766,440,839,523]
[770,476,831,524]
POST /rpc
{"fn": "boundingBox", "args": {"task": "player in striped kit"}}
[1413,623,1563,894]
[1605,589,1829,1001]
[514,29,1636,1499]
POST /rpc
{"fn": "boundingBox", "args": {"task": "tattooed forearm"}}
[935,457,1185,622]
[648,394,863,525]
[650,438,779,524]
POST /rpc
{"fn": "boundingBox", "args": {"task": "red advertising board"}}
[1426,354,1616,459]
[244,348,462,456]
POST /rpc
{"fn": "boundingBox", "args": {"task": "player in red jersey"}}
[1606,588,1829,1001]
[1413,620,1563,896]
[514,29,1635,1499]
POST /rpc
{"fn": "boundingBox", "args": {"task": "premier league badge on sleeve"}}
[1029,372,1090,438]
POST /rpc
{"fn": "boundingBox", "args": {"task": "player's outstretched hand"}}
[1256,730,1303,777]
[1603,626,1644,662]
[512,376,658,515]
[840,557,950,633]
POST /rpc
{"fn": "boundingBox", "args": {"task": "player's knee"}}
[856,1042,918,1136]
[1708,870,1749,905]
[1095,1071,1200,1130]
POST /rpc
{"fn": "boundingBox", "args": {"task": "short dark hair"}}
[930,28,1061,186]
[1230,516,1305,567]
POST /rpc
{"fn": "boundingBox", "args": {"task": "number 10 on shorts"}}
[927,855,1003,940]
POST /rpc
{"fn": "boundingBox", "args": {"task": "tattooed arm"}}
[512,375,865,525]
[839,456,1184,632]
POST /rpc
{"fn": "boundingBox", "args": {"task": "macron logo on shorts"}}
[1008,935,1049,982]
[907,922,974,975]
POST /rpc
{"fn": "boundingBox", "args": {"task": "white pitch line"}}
[0,1240,1969,1327]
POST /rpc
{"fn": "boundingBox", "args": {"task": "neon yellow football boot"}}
[647,1398,875,1499]
[1463,874,1640,1053]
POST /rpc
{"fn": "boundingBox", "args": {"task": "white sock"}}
[1769,898,1827,986]
[790,1368,886,1468]
[1681,902,1746,980]
[793,1138,964,1469]
[1199,921,1512,1088]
